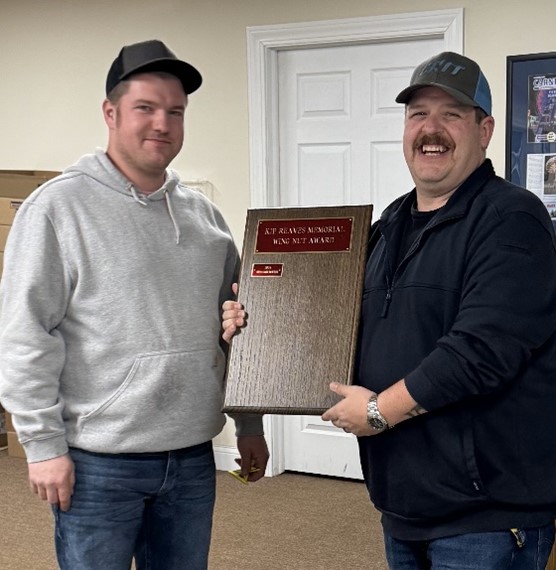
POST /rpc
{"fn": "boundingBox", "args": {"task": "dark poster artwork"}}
[528,73,556,143]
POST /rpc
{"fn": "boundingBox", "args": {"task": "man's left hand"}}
[236,435,269,482]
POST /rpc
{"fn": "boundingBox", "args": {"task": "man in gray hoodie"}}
[0,39,268,570]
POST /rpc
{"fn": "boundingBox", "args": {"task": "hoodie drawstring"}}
[129,184,181,245]
[130,185,148,206]
[164,191,181,245]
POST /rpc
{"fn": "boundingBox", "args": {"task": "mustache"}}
[414,134,452,149]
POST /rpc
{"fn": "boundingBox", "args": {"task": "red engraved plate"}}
[255,217,353,253]
[251,263,283,277]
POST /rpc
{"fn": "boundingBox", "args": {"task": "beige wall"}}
[2,0,555,447]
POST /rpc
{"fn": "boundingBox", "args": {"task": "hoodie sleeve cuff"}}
[22,434,69,464]
[228,413,264,437]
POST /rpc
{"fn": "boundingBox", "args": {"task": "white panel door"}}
[277,38,444,479]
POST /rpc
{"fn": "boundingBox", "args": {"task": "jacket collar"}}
[380,159,495,229]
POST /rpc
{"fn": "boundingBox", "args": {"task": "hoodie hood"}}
[65,150,183,243]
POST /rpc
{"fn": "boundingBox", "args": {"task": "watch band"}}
[367,396,389,432]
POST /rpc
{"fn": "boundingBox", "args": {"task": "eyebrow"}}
[134,98,186,111]
[407,100,470,111]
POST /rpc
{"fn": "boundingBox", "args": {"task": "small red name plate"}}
[251,263,283,277]
[255,217,353,253]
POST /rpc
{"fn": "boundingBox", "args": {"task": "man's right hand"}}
[222,282,247,343]
[28,454,75,512]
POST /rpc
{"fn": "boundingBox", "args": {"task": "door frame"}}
[246,8,463,476]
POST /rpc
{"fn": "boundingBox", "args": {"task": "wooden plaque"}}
[223,204,373,415]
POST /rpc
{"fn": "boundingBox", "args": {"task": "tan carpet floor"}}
[0,449,387,569]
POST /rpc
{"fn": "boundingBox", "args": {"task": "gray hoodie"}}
[0,150,262,462]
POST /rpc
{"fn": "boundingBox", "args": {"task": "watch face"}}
[369,417,387,430]
[367,398,388,431]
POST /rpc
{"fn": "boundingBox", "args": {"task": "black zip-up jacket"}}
[356,160,556,540]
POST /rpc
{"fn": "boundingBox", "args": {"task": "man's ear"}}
[102,99,116,128]
[480,115,495,151]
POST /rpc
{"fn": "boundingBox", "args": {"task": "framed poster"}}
[506,52,556,230]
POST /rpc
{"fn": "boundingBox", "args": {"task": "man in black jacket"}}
[224,52,556,569]
[321,52,556,569]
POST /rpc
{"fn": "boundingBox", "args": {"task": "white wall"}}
[2,0,555,449]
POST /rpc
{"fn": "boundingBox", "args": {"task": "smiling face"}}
[103,72,187,193]
[402,86,494,210]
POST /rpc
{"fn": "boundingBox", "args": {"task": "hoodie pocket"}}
[77,348,225,441]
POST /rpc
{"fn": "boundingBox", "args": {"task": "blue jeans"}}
[53,442,216,570]
[384,524,555,569]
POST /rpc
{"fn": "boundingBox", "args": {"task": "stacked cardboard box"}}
[0,169,60,458]
[0,404,6,447]
[4,411,25,458]
[0,169,60,273]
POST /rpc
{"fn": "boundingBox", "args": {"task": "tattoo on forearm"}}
[404,404,427,419]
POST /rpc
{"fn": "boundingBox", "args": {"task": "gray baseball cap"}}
[396,51,491,115]
[106,39,202,96]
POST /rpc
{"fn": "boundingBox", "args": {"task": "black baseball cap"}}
[396,51,491,115]
[106,39,202,96]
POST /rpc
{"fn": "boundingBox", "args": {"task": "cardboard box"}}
[0,224,9,252]
[0,169,60,262]
[0,406,6,439]
[5,411,14,432]
[0,406,6,447]
[0,170,60,232]
[0,197,25,225]
[0,170,59,199]
[0,171,60,458]
[7,431,26,459]
[5,415,26,458]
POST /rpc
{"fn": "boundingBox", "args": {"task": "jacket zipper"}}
[381,275,392,318]
[379,220,432,319]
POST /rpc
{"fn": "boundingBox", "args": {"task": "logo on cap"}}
[419,59,466,77]
[395,51,492,116]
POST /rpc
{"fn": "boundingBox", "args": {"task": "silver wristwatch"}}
[367,396,389,432]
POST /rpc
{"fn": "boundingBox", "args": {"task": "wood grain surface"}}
[223,204,373,414]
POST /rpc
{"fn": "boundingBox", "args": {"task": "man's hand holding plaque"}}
[222,283,244,343]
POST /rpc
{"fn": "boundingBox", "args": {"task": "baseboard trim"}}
[215,443,277,477]
[214,443,240,472]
